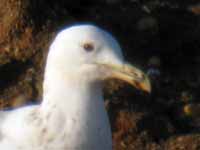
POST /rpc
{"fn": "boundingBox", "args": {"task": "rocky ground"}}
[0,0,200,149]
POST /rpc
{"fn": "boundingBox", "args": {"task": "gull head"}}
[46,24,151,92]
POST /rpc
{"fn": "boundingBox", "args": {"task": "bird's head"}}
[46,24,151,93]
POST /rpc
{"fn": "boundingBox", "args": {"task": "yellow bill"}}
[99,63,151,93]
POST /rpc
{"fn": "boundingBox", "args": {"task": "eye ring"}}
[83,43,94,52]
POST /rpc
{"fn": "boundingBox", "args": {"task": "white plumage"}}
[0,25,150,150]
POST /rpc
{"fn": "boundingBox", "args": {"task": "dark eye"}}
[83,43,94,52]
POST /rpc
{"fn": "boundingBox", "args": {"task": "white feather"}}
[0,25,124,150]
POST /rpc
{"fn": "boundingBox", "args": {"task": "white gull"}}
[0,24,151,150]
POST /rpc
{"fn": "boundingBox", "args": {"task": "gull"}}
[0,24,151,150]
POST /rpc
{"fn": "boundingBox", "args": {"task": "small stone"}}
[180,91,193,102]
[183,104,200,118]
[148,56,161,67]
[137,17,158,31]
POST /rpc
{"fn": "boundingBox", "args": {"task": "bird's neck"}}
[41,69,104,116]
[39,69,112,149]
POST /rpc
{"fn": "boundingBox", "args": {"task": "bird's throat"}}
[40,73,112,149]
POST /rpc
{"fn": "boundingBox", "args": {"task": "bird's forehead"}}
[52,25,123,58]
[57,25,112,43]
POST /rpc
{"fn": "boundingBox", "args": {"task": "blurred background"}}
[0,0,200,149]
